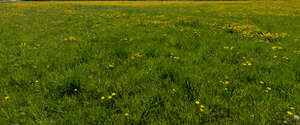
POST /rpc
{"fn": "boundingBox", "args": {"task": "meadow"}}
[0,1,300,124]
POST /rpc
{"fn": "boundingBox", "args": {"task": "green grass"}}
[0,1,300,124]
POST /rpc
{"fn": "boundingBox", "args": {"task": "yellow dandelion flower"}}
[246,61,252,66]
[224,88,228,91]
[74,89,78,92]
[265,90,269,93]
[108,96,112,99]
[4,96,9,100]
[200,105,205,108]
[224,81,230,85]
[124,113,129,117]
[112,93,116,96]
[35,80,39,83]
[173,56,180,60]
[242,61,252,67]
[195,101,200,105]
[273,56,278,59]
[287,111,293,115]
[123,37,128,41]
[69,36,77,41]
[272,46,277,50]
[172,88,176,92]
[101,96,105,100]
[259,81,264,84]
[290,107,295,110]
[200,108,204,112]
[266,87,272,91]
[282,56,289,60]
[108,64,115,68]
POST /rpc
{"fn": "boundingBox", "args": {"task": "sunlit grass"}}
[0,1,300,124]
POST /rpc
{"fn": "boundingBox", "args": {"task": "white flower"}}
[294,115,300,120]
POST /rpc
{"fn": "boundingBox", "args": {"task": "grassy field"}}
[1,1,300,124]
